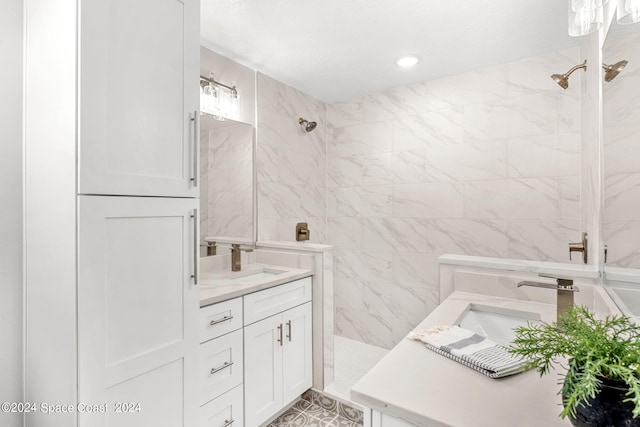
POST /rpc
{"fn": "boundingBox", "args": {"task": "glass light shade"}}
[617,0,640,24]
[570,0,607,11]
[568,2,604,36]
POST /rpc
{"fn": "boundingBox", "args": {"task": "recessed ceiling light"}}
[396,55,419,68]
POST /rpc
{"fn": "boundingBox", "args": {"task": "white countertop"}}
[350,292,572,427]
[199,262,312,307]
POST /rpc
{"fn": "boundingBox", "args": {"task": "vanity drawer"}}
[200,328,243,405]
[200,384,243,427]
[243,276,312,325]
[200,297,243,343]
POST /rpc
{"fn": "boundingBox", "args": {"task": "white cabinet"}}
[200,329,243,406]
[200,385,244,427]
[244,281,312,427]
[199,298,245,426]
[77,195,199,427]
[78,0,199,197]
[24,0,200,426]
[200,297,244,343]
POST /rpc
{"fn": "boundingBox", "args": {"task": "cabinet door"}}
[78,0,199,197]
[78,196,199,427]
[244,314,284,427]
[282,302,313,404]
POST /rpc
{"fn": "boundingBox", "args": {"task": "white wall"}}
[0,0,23,425]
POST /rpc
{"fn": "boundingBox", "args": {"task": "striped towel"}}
[407,325,528,379]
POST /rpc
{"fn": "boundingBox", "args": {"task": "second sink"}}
[457,303,541,346]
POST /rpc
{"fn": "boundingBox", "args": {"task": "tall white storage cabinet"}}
[78,0,199,197]
[24,0,200,426]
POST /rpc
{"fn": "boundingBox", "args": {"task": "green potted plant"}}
[510,305,640,427]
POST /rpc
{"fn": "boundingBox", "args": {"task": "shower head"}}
[603,60,628,82]
[551,73,569,90]
[550,60,587,90]
[298,117,317,133]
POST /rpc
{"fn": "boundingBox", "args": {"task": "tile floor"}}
[267,389,363,427]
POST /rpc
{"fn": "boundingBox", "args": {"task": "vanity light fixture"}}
[200,73,240,120]
[396,55,419,68]
[567,0,607,37]
[618,0,640,24]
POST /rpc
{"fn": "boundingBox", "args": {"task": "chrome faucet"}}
[517,274,579,320]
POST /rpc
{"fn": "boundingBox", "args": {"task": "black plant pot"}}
[565,377,640,427]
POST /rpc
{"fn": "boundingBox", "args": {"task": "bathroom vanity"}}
[198,258,313,427]
[352,256,620,427]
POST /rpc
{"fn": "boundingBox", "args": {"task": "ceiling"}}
[200,0,581,103]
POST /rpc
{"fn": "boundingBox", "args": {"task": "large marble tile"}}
[604,173,640,222]
[464,178,560,220]
[507,132,580,178]
[328,122,392,157]
[361,217,429,253]
[464,92,559,140]
[393,182,464,218]
[392,109,464,151]
[426,138,507,182]
[603,221,640,269]
[361,82,454,123]
[333,185,393,218]
[603,125,640,175]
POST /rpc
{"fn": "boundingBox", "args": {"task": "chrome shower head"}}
[550,60,587,90]
[298,117,317,133]
[603,60,628,82]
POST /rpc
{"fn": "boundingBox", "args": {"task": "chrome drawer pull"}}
[210,361,234,375]
[286,320,292,342]
[209,315,233,326]
[277,323,283,346]
[221,419,234,427]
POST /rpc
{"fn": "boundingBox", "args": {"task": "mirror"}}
[200,113,255,254]
[602,20,640,314]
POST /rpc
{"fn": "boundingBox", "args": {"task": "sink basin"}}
[457,304,541,346]
[201,267,288,287]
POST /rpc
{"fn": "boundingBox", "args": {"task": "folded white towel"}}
[407,325,528,379]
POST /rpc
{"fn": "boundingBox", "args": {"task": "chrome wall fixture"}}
[551,60,587,89]
[298,117,317,133]
[551,59,628,89]
[200,73,240,120]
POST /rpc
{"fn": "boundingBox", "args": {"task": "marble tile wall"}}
[603,30,640,268]
[256,73,327,243]
[327,48,584,348]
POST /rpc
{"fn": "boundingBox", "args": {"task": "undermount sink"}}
[202,267,289,287]
[457,303,541,347]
